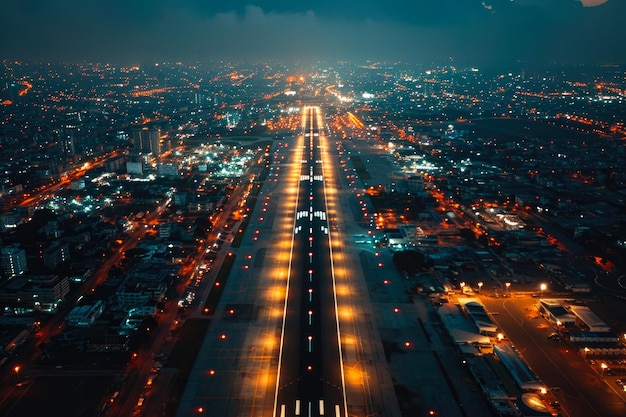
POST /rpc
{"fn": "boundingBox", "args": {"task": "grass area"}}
[201,252,237,314]
[231,207,253,248]
[163,319,211,417]
[5,376,114,417]
[166,319,211,370]
[350,155,372,180]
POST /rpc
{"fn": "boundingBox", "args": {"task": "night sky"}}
[0,0,623,67]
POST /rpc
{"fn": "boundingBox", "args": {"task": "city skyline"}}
[1,0,625,68]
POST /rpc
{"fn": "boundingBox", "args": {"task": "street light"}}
[14,366,20,383]
[505,282,511,296]
[601,363,608,375]
[477,282,483,293]
[460,282,465,294]
[540,283,547,297]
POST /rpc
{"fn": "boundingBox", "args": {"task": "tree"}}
[14,208,57,244]
[392,250,429,275]
[194,213,213,231]
[459,228,476,242]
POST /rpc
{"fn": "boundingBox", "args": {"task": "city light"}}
[3,56,626,417]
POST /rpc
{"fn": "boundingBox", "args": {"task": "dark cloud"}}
[0,0,623,67]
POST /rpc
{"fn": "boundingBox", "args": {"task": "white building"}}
[1,244,27,278]
[66,301,105,327]
[568,305,611,333]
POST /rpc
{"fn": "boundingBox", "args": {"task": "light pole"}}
[540,283,547,297]
[14,366,20,383]
[460,282,465,294]
[505,282,511,297]
[478,282,483,293]
[601,362,608,376]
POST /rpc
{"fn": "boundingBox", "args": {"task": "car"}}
[616,379,624,386]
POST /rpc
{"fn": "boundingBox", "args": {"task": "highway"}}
[273,106,348,417]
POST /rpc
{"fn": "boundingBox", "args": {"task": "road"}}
[272,106,347,417]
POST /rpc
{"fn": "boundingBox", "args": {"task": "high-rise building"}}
[130,125,162,157]
[225,111,241,129]
[194,92,205,104]
[148,128,161,157]
[1,244,27,279]
[60,125,77,159]
[130,126,148,152]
